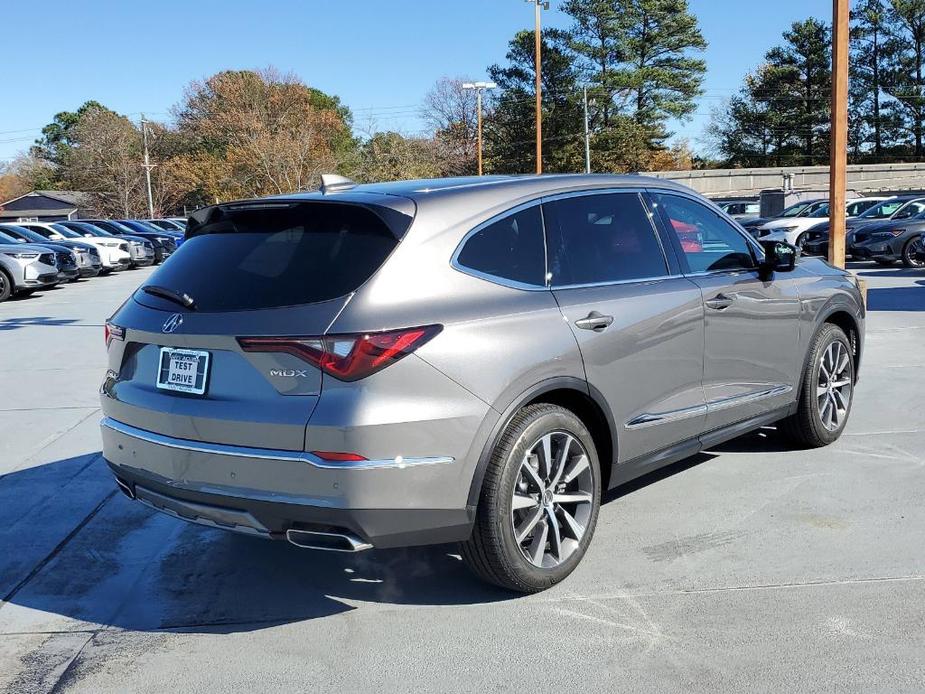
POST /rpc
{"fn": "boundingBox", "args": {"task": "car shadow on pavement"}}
[604,452,716,504]
[866,286,925,311]
[0,455,512,635]
[0,439,778,633]
[855,267,924,278]
[0,316,80,331]
[705,427,796,454]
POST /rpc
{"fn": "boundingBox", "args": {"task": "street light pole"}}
[583,86,591,174]
[140,116,155,219]
[528,0,549,175]
[462,82,497,176]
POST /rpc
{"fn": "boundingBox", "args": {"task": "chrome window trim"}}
[101,417,455,470]
[450,198,550,291]
[624,385,793,429]
[551,274,686,291]
[541,188,676,289]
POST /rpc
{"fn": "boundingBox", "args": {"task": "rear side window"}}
[455,205,546,287]
[136,202,403,312]
[544,192,668,287]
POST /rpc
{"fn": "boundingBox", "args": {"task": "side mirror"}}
[759,240,797,278]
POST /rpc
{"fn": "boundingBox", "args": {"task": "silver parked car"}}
[0,243,59,302]
[101,175,865,592]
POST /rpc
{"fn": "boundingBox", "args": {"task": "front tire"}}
[461,404,601,593]
[0,269,12,303]
[902,237,925,268]
[780,324,855,447]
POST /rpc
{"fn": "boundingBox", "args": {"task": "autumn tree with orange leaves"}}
[171,68,356,204]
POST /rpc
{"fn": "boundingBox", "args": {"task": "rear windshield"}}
[136,202,404,312]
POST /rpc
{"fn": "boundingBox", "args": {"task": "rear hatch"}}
[103,198,413,451]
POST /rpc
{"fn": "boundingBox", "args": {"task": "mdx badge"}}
[270,369,308,378]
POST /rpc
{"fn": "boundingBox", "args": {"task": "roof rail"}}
[319,174,358,195]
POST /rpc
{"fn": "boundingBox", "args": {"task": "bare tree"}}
[421,77,479,175]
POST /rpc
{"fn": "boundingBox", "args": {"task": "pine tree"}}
[564,0,707,148]
[484,29,584,174]
[883,0,925,157]
[851,0,890,157]
[709,19,831,166]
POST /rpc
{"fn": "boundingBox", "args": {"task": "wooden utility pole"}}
[530,1,548,174]
[462,82,497,176]
[828,0,850,269]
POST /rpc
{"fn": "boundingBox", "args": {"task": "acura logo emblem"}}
[162,314,184,334]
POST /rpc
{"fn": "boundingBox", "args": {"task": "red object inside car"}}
[670,218,703,253]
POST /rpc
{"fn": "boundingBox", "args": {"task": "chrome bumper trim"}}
[101,416,455,470]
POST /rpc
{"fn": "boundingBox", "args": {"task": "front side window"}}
[653,193,757,274]
[892,200,925,220]
[544,192,668,287]
[455,205,546,287]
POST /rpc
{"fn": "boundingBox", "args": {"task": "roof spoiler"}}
[319,174,358,195]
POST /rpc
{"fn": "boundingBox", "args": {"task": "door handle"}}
[574,311,614,332]
[705,294,734,310]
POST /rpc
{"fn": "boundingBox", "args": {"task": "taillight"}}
[104,322,124,347]
[238,325,441,382]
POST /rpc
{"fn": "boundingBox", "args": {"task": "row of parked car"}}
[0,218,187,303]
[727,195,925,268]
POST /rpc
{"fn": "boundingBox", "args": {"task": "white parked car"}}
[17,222,131,273]
[758,197,892,247]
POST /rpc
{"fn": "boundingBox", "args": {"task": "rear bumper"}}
[100,417,475,548]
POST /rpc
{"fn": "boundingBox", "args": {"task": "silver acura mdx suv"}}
[101,175,864,592]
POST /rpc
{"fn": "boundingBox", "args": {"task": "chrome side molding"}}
[626,403,707,429]
[626,385,793,430]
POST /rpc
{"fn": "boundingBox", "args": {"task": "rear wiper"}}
[142,285,197,310]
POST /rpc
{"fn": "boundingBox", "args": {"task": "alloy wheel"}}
[511,431,594,568]
[905,238,925,267]
[817,340,853,432]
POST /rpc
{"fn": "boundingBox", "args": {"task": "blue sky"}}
[1,0,834,164]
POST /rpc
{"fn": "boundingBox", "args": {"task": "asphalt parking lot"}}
[1,264,923,693]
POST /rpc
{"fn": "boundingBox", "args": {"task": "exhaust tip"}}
[286,528,373,552]
[114,476,136,500]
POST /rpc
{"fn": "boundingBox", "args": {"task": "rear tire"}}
[780,324,854,448]
[0,269,12,303]
[461,404,601,593]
